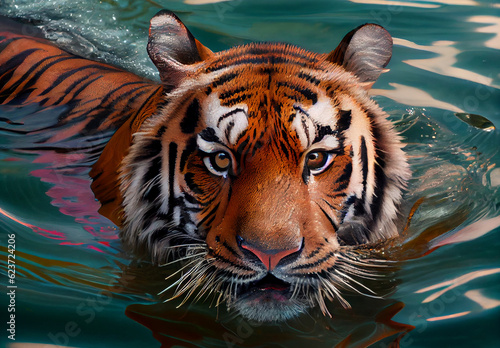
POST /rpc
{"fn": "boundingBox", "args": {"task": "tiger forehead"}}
[200,80,342,152]
[196,46,348,150]
[206,64,326,111]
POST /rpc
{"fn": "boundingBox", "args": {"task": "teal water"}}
[1,0,500,347]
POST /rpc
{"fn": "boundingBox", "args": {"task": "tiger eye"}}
[306,152,328,170]
[214,152,230,170]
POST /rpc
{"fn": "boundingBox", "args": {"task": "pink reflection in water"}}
[0,207,65,240]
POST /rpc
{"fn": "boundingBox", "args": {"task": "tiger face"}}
[110,11,410,322]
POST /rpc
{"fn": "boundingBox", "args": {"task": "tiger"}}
[0,10,410,322]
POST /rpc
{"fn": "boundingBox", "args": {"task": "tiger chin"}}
[93,11,411,322]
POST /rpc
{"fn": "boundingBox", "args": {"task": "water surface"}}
[1,0,499,347]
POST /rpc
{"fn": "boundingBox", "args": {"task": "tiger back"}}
[0,16,166,222]
[0,11,411,322]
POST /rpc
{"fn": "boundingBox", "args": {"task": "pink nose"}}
[239,238,303,271]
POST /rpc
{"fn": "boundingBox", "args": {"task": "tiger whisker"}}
[336,254,394,271]
[193,273,217,303]
[165,243,207,250]
[337,265,384,280]
[160,258,208,295]
[161,268,198,297]
[169,260,218,304]
[316,273,351,310]
[159,251,206,266]
[315,287,332,318]
[215,289,224,308]
[161,257,204,283]
[177,273,208,307]
[342,250,396,263]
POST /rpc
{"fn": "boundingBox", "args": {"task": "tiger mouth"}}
[238,273,292,299]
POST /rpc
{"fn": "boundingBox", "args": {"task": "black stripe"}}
[167,142,178,220]
[219,87,246,101]
[221,93,250,106]
[0,50,55,104]
[313,125,335,143]
[184,206,203,213]
[196,202,220,228]
[333,162,352,191]
[236,137,250,157]
[156,125,167,137]
[0,48,40,79]
[321,199,338,212]
[92,81,148,109]
[275,81,318,104]
[305,248,321,259]
[20,56,83,92]
[179,136,197,172]
[0,68,16,95]
[178,200,197,231]
[216,107,247,127]
[210,72,238,88]
[367,117,386,221]
[301,118,311,147]
[251,139,264,157]
[199,127,220,143]
[207,250,254,272]
[3,87,36,105]
[134,138,162,162]
[224,120,235,143]
[0,37,17,51]
[360,136,368,199]
[184,172,203,195]
[297,71,322,86]
[142,156,162,202]
[326,192,347,200]
[280,141,290,158]
[292,251,335,271]
[128,86,164,129]
[148,226,170,245]
[180,98,200,134]
[317,203,339,232]
[38,63,123,97]
[82,85,151,132]
[302,168,310,185]
[222,240,240,257]
[370,151,386,220]
[336,110,352,133]
[70,75,103,100]
[184,192,203,206]
[46,72,100,106]
[203,214,217,229]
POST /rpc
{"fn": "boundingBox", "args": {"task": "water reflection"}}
[468,15,500,50]
[371,83,464,112]
[349,0,439,8]
[395,38,499,89]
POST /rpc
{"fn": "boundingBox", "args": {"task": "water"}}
[1,0,499,347]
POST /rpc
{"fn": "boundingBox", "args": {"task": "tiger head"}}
[97,11,410,322]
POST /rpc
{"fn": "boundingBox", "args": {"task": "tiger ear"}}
[147,10,213,84]
[327,23,392,89]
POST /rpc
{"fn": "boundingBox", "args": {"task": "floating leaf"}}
[455,113,495,131]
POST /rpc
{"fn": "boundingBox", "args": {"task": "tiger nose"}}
[237,236,303,271]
